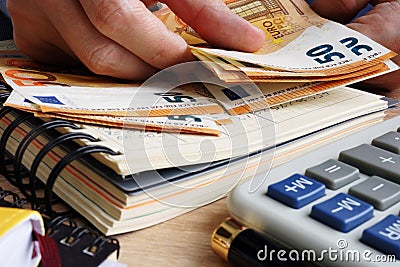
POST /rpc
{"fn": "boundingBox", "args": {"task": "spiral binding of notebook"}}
[0,83,121,267]
[0,185,28,207]
[0,186,120,267]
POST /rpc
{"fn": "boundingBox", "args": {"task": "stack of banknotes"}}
[0,0,398,136]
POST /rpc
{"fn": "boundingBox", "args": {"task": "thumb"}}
[163,0,266,52]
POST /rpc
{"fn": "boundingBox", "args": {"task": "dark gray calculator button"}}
[372,131,400,154]
[305,159,359,190]
[349,176,400,210]
[339,144,400,184]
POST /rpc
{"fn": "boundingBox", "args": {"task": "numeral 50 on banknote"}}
[306,36,381,64]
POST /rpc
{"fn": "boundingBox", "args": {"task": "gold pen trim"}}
[211,218,247,261]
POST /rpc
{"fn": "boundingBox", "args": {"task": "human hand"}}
[310,0,400,91]
[7,0,265,80]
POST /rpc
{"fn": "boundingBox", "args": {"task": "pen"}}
[211,218,316,267]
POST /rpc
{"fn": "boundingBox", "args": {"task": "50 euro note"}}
[193,20,396,74]
[160,0,396,74]
[157,0,313,54]
[204,59,398,115]
[35,112,223,136]
[192,48,391,83]
[0,57,223,117]
[192,32,397,115]
[4,90,225,136]
[158,0,398,114]
[10,83,223,116]
[212,0,395,73]
[229,21,396,77]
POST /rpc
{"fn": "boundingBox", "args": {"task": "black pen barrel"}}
[212,218,316,267]
[228,227,295,267]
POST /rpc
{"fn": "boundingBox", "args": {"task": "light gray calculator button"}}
[339,144,400,184]
[371,131,400,154]
[349,176,400,210]
[305,159,359,189]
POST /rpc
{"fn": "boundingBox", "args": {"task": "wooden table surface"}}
[1,87,399,267]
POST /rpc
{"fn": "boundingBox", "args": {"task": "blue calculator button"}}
[310,193,374,233]
[361,215,400,260]
[266,174,325,209]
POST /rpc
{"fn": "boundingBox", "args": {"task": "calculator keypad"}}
[265,128,400,257]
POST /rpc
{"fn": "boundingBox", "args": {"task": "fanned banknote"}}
[0,58,223,117]
[200,0,394,71]
[1,0,398,134]
[157,0,398,115]
[4,90,224,136]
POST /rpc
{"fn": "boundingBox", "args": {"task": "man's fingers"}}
[347,1,400,90]
[13,0,265,80]
[8,0,78,65]
[347,1,400,54]
[38,0,157,80]
[163,0,265,52]
[311,0,370,23]
[347,1,400,70]
[79,0,193,69]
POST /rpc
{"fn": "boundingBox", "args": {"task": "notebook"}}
[0,190,123,267]
[0,207,45,267]
[0,79,396,235]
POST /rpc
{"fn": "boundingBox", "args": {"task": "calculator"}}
[227,115,400,266]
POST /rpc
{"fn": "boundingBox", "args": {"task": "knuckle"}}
[83,44,120,75]
[91,1,125,33]
[91,1,146,34]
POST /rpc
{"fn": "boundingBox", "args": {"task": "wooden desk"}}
[1,88,399,267]
[114,87,400,267]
